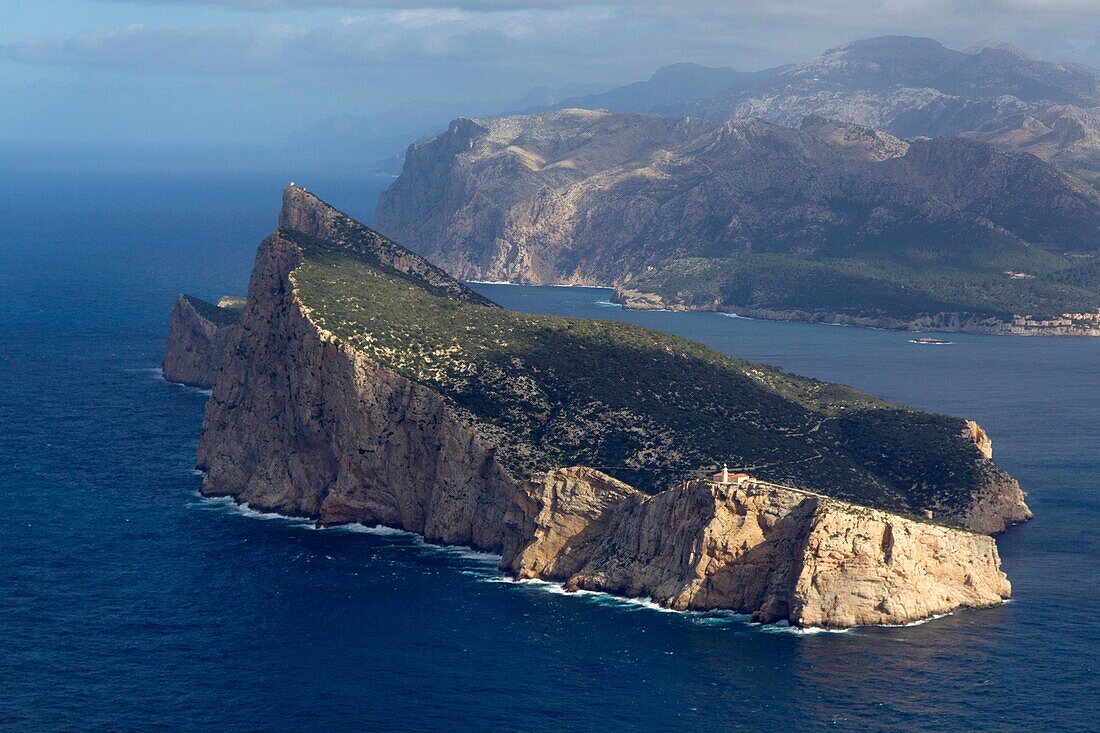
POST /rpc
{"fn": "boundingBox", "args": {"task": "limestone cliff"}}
[162,294,242,389]
[504,468,1010,629]
[179,185,1026,628]
[197,232,516,549]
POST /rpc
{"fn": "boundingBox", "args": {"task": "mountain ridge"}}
[376,110,1100,329]
[549,35,1100,185]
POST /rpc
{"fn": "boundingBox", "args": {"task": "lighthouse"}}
[711,463,753,486]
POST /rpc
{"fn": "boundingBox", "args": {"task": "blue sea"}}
[2,168,1098,731]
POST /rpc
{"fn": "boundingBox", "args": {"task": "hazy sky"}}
[3,0,1099,149]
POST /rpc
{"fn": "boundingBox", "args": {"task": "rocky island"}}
[166,185,1030,628]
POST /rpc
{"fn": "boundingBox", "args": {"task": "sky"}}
[2,0,1099,154]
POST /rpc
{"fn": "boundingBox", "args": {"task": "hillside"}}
[375,110,1100,330]
[554,36,1100,185]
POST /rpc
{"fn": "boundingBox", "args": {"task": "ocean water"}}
[1,170,1098,732]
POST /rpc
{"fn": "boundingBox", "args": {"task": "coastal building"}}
[712,464,752,485]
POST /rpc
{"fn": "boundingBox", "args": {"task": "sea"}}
[1,166,1098,732]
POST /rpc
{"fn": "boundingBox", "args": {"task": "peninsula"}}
[166,185,1030,628]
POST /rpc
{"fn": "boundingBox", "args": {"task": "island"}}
[165,185,1031,629]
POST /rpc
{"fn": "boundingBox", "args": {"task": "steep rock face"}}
[376,110,713,283]
[162,294,241,388]
[964,419,994,459]
[377,110,1100,288]
[197,233,517,549]
[955,461,1033,534]
[503,468,1011,628]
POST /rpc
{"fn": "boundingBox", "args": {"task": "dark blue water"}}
[2,170,1097,731]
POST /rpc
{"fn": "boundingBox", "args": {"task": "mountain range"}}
[551,36,1100,185]
[376,108,1100,329]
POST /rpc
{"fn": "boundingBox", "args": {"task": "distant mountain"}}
[547,63,785,116]
[286,84,610,173]
[549,36,1100,185]
[375,109,1100,330]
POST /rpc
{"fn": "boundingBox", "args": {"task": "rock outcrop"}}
[162,294,242,388]
[503,468,1010,629]
[177,185,1027,628]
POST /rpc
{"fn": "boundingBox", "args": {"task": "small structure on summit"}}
[712,463,752,485]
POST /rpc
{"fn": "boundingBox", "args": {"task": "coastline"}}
[193,490,1007,633]
[460,279,1100,337]
[609,289,1100,337]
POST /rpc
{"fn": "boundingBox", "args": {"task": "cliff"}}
[176,185,1027,627]
[504,468,1010,628]
[162,294,242,388]
[376,110,1100,332]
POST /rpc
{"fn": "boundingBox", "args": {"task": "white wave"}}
[594,300,623,308]
[191,497,501,564]
[879,611,954,628]
[335,523,413,537]
[505,578,750,622]
[435,545,501,563]
[720,313,755,320]
[463,279,513,285]
[189,495,968,635]
[760,620,853,635]
[547,283,607,289]
[908,339,953,345]
[192,495,316,527]
[136,365,213,395]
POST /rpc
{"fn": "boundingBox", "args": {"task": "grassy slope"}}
[288,228,991,516]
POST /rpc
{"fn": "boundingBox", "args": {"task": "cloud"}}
[5,1,1098,81]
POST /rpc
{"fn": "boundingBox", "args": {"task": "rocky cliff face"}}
[504,468,1010,628]
[162,294,242,389]
[180,185,1027,628]
[377,110,1099,276]
[197,232,516,548]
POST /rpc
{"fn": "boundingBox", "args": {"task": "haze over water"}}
[1,169,1097,731]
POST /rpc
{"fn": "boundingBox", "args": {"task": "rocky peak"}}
[279,184,495,307]
[278,184,338,239]
[964,420,994,459]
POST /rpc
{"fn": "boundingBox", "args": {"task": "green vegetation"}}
[625,252,1100,321]
[287,226,994,516]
